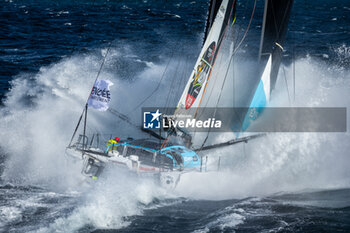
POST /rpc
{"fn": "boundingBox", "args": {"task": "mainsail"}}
[171,0,293,148]
[204,0,224,43]
[175,0,236,115]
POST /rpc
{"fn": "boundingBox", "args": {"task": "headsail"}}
[242,0,293,130]
[169,0,293,149]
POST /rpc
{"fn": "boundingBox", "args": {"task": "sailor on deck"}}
[106,137,120,152]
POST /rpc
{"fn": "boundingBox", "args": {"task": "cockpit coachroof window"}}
[162,150,183,165]
[172,147,186,153]
[128,139,160,150]
[127,139,173,150]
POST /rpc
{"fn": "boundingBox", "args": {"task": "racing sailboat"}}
[66,0,293,188]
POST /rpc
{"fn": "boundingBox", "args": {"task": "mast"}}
[204,0,224,43]
[67,43,113,148]
[259,0,294,93]
[241,0,294,131]
[83,103,88,150]
[258,0,269,63]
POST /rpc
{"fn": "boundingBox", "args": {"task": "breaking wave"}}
[175,56,350,199]
[0,44,349,230]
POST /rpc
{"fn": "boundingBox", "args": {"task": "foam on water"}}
[175,55,350,200]
[34,170,170,232]
[0,206,22,227]
[0,43,349,230]
[0,46,178,231]
[0,46,174,187]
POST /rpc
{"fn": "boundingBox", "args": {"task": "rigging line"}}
[108,107,139,128]
[157,54,192,149]
[160,0,237,148]
[191,51,225,139]
[293,45,296,101]
[198,0,256,114]
[68,108,85,147]
[176,54,191,99]
[194,14,241,125]
[196,0,256,139]
[128,48,176,114]
[197,6,237,93]
[198,37,227,111]
[172,52,189,110]
[195,37,227,113]
[278,0,293,36]
[282,66,291,105]
[86,42,113,104]
[200,42,235,149]
[194,0,237,119]
[231,0,249,51]
[270,0,292,41]
[270,0,280,39]
[164,49,183,113]
[196,0,256,118]
[242,141,247,160]
[194,1,256,142]
[187,3,236,138]
[68,41,113,147]
[292,5,296,103]
[232,0,257,55]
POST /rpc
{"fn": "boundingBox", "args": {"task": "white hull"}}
[65,147,201,189]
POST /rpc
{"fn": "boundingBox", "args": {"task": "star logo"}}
[150,109,161,122]
[143,109,162,129]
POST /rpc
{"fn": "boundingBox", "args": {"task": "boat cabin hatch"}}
[110,139,201,171]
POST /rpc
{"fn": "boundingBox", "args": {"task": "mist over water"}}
[1,42,349,196]
[0,0,349,231]
[175,54,350,199]
[0,46,194,231]
[0,36,349,233]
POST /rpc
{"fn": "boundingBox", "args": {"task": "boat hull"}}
[65,147,200,189]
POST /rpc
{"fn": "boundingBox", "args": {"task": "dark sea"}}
[1,0,350,232]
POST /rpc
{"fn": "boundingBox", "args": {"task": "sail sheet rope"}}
[194,0,256,117]
[127,47,177,115]
[282,66,291,105]
[198,0,257,149]
[162,1,238,150]
[231,0,257,55]
[197,0,294,150]
[164,49,185,113]
[191,0,237,120]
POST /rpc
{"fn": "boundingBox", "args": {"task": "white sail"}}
[169,0,294,148]
[175,0,235,116]
[251,54,272,107]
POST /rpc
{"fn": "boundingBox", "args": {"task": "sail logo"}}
[185,41,216,109]
[88,79,113,112]
[143,109,162,129]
